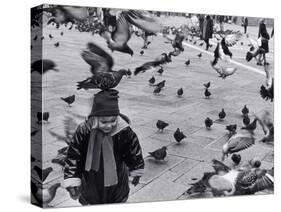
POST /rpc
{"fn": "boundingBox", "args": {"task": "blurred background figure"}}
[257,19,270,65]
[241,17,248,34]
[218,15,225,32]
[202,15,213,50]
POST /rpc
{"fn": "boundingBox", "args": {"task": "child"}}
[63,89,144,205]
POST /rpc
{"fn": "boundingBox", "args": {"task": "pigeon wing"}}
[112,13,131,46]
[224,32,242,46]
[227,134,255,153]
[125,10,161,33]
[250,169,274,192]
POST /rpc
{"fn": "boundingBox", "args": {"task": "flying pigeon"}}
[77,42,129,90]
[211,65,238,79]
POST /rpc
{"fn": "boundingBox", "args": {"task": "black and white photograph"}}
[30,3,274,208]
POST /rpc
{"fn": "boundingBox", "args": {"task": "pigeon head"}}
[249,158,261,168]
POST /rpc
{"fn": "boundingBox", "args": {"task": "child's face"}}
[97,116,118,134]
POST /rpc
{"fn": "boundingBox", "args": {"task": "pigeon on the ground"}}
[243,114,250,126]
[242,105,249,116]
[153,86,162,95]
[157,67,164,75]
[173,128,186,143]
[60,95,75,106]
[60,31,63,36]
[185,59,190,66]
[205,117,213,129]
[54,42,59,47]
[153,80,166,89]
[148,76,156,85]
[197,53,202,58]
[148,146,167,160]
[218,108,226,120]
[140,50,144,55]
[77,42,129,90]
[156,120,169,132]
[49,34,54,39]
[31,59,59,74]
[231,154,241,165]
[204,88,211,98]
[177,88,183,97]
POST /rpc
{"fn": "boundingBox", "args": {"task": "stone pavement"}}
[31,16,274,207]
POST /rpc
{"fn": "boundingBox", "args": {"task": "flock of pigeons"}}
[31,5,274,205]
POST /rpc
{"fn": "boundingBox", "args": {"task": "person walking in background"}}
[198,14,205,40]
[202,15,214,50]
[218,15,225,32]
[257,19,270,65]
[242,17,248,34]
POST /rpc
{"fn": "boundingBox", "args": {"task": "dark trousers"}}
[244,25,247,34]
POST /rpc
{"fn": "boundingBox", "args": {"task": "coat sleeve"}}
[63,122,89,188]
[120,127,145,175]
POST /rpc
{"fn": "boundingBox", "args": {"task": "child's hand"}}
[66,186,81,200]
[131,176,140,186]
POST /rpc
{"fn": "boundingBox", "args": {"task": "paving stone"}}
[128,178,188,203]
[141,154,184,184]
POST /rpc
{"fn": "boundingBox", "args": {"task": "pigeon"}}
[204,88,211,99]
[241,105,249,116]
[168,48,181,57]
[226,124,237,135]
[218,108,226,120]
[33,166,53,182]
[153,86,162,95]
[222,132,255,160]
[255,112,274,143]
[156,120,169,132]
[231,153,241,165]
[164,32,185,51]
[177,88,183,97]
[197,53,202,58]
[199,42,204,46]
[77,43,129,90]
[60,95,75,106]
[49,34,54,39]
[153,80,166,89]
[241,118,258,132]
[140,50,144,55]
[241,42,243,46]
[185,59,190,66]
[211,37,233,66]
[31,129,39,137]
[243,114,250,126]
[54,42,59,47]
[31,59,59,74]
[37,112,50,124]
[134,53,171,75]
[193,41,197,45]
[173,128,186,143]
[148,146,167,160]
[31,181,60,206]
[205,117,213,129]
[33,35,38,41]
[101,10,161,56]
[60,31,64,36]
[148,76,156,85]
[186,159,274,196]
[203,81,211,89]
[157,67,164,75]
[211,65,238,79]
[248,157,262,168]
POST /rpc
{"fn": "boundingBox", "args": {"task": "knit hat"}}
[89,89,120,117]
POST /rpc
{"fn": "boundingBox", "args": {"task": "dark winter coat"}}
[258,22,270,53]
[64,119,144,205]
